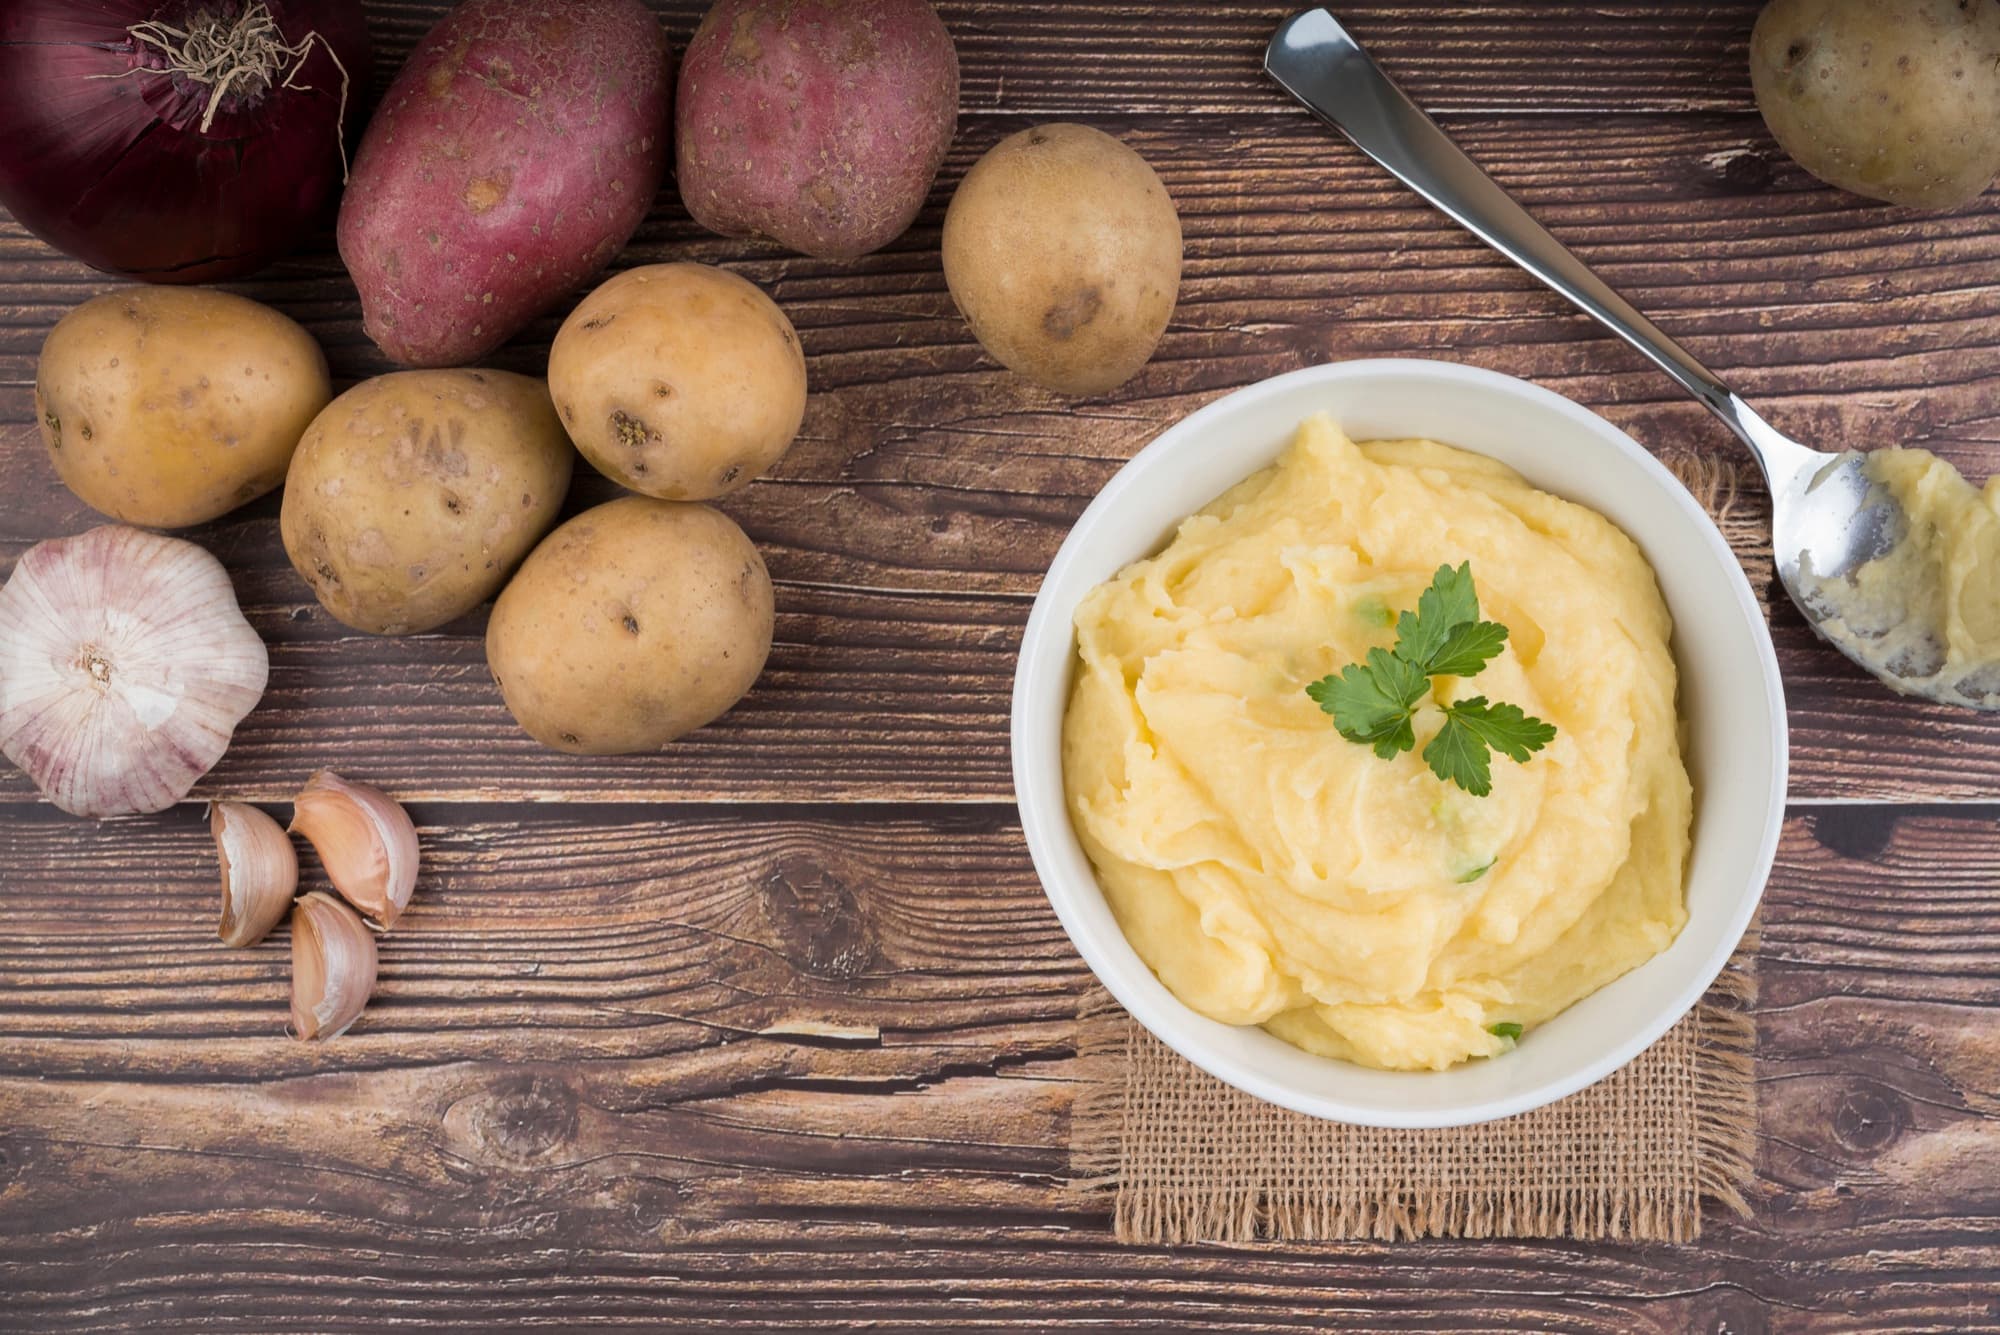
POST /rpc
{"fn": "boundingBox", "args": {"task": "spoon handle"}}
[1264,9,1808,486]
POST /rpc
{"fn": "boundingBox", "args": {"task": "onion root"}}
[98,3,352,173]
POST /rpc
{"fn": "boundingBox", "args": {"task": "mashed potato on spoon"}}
[1061,415,1693,1071]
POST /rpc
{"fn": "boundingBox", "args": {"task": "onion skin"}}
[0,1,370,284]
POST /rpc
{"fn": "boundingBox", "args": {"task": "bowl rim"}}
[1011,356,1788,1127]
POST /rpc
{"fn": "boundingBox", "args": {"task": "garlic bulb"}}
[291,891,378,1041]
[0,526,267,817]
[289,771,419,927]
[212,801,297,948]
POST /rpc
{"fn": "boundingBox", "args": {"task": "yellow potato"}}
[35,287,331,527]
[943,123,1182,396]
[280,370,574,635]
[547,263,806,500]
[1751,0,2000,208]
[486,496,774,753]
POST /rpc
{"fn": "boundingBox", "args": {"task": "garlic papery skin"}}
[289,771,419,928]
[213,801,298,948]
[0,526,268,817]
[291,891,378,1041]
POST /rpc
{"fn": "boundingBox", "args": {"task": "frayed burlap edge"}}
[1660,447,1742,523]
[1690,923,1761,1225]
[1068,450,1760,1247]
[1070,926,1759,1245]
[1069,987,1136,1197]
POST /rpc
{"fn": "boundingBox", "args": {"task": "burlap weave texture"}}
[1071,934,1756,1245]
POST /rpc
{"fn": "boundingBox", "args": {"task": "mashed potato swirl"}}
[1062,416,1692,1070]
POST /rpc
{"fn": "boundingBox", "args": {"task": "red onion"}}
[0,1,369,283]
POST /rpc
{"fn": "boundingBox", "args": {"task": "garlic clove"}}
[0,525,268,818]
[288,771,419,927]
[290,891,378,1041]
[212,800,297,948]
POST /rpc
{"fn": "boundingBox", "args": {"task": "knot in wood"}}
[758,855,878,981]
[1804,808,1898,862]
[1832,1084,1910,1156]
[443,1074,580,1167]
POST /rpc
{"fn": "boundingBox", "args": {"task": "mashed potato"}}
[1797,447,2000,704]
[1062,415,1692,1070]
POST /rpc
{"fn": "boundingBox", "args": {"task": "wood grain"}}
[4,0,1999,1328]
[6,116,2000,802]
[360,1,1772,117]
[2,805,1998,1332]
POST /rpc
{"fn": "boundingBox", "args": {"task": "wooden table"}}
[3,2,1997,1329]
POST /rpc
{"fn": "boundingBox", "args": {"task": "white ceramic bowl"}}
[1012,359,1786,1128]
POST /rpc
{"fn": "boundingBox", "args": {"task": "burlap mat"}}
[1071,930,1757,1245]
[1067,450,1761,1247]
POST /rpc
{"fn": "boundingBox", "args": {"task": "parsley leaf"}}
[1488,1021,1524,1040]
[1391,562,1479,670]
[1304,564,1558,797]
[1425,697,1558,796]
[1454,857,1497,884]
[1427,619,1510,679]
[1422,709,1495,797]
[1306,647,1429,759]
[1445,696,1559,763]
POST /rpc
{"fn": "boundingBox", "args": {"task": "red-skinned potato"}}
[676,0,958,259]
[337,0,672,367]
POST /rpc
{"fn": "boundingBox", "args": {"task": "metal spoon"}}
[1266,8,1990,710]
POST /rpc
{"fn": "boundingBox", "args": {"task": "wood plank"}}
[2,803,1998,1331]
[4,2,1994,1327]
[5,116,1998,803]
[358,0,1770,118]
[0,803,1083,1071]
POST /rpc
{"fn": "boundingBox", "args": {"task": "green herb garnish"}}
[1306,563,1556,796]
[1351,594,1396,629]
[1454,857,1497,884]
[1488,1022,1524,1041]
